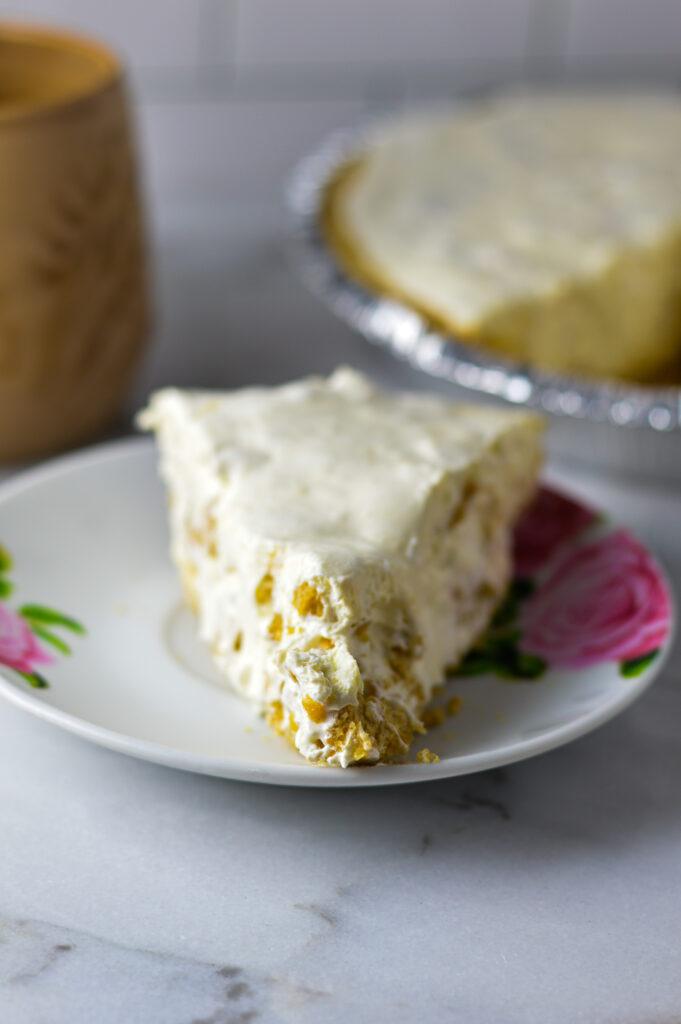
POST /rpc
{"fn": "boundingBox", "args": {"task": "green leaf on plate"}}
[511,577,535,601]
[457,643,546,681]
[31,624,71,656]
[505,651,547,680]
[19,604,85,634]
[17,670,49,689]
[457,650,499,676]
[620,649,659,678]
[490,596,518,630]
[0,544,12,575]
[0,578,13,599]
[484,631,522,652]
[490,578,535,630]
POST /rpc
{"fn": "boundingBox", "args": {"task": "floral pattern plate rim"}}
[0,438,674,788]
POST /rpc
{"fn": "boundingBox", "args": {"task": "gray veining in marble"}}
[3,667,681,1024]
[2,200,681,1024]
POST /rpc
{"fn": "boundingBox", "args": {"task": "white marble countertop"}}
[2,201,681,1024]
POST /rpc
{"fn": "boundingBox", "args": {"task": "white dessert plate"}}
[0,438,673,788]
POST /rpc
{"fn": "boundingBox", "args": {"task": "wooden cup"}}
[0,23,150,461]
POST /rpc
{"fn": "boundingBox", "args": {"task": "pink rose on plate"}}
[521,529,671,669]
[513,487,596,577]
[0,602,54,674]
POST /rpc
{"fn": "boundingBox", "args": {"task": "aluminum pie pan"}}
[286,126,681,485]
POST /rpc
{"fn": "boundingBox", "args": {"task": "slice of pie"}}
[322,91,681,383]
[139,368,543,767]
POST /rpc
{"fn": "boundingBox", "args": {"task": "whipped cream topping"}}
[338,92,681,327]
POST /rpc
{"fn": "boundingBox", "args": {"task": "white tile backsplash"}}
[232,0,533,68]
[6,0,681,203]
[137,97,367,204]
[567,0,681,61]
[4,0,202,71]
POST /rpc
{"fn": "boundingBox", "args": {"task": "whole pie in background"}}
[323,91,681,384]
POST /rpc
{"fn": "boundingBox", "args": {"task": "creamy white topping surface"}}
[146,367,536,569]
[338,92,681,326]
